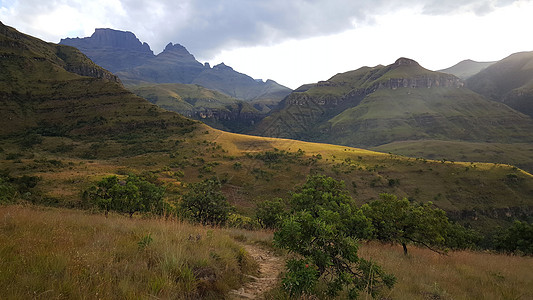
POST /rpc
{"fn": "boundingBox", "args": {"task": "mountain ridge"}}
[60,28,292,103]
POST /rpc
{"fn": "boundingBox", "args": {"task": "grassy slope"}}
[3,123,532,232]
[325,87,533,146]
[0,205,259,299]
[3,206,532,300]
[373,140,533,173]
[467,51,533,117]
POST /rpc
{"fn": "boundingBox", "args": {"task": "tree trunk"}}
[402,242,408,255]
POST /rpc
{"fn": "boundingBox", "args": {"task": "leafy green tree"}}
[274,175,394,298]
[362,193,451,255]
[495,220,533,255]
[255,198,286,229]
[85,174,165,217]
[179,177,230,225]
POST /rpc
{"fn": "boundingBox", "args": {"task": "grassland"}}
[2,205,531,300]
[0,205,259,299]
[3,123,532,233]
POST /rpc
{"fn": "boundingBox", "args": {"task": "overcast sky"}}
[1,0,533,88]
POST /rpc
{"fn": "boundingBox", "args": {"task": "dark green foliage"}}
[250,148,305,166]
[179,177,230,225]
[274,175,394,298]
[0,171,39,203]
[444,222,482,250]
[494,221,533,255]
[281,259,319,297]
[0,174,17,204]
[85,174,165,217]
[362,193,452,255]
[255,198,286,229]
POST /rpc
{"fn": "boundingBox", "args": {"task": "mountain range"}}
[59,29,291,102]
[60,28,291,131]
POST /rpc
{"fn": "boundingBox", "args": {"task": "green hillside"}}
[467,51,533,118]
[128,83,263,132]
[254,57,533,172]
[0,22,196,140]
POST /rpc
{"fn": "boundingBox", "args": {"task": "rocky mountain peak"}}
[213,63,234,71]
[394,57,420,67]
[158,42,198,62]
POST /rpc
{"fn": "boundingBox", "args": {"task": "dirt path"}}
[229,244,284,299]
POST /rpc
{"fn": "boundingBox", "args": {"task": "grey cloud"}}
[114,0,528,58]
[2,0,529,58]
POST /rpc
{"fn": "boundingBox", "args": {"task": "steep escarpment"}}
[60,28,154,72]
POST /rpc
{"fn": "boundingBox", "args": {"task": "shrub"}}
[85,174,165,217]
[274,175,394,298]
[255,198,286,229]
[362,193,455,255]
[179,177,230,225]
[494,220,533,255]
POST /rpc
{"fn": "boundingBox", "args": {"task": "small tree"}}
[362,193,451,255]
[255,198,286,229]
[274,175,394,298]
[85,174,165,217]
[494,220,533,255]
[179,177,230,225]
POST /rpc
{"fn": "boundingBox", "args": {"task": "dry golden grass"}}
[358,242,533,300]
[0,205,258,299]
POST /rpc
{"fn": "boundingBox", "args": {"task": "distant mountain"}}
[60,29,292,103]
[467,51,533,118]
[59,28,154,73]
[129,83,264,132]
[438,59,495,80]
[255,58,533,148]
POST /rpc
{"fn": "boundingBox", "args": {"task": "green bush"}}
[84,174,165,217]
[255,198,286,229]
[362,193,460,255]
[179,177,230,225]
[274,175,394,298]
[494,221,533,255]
